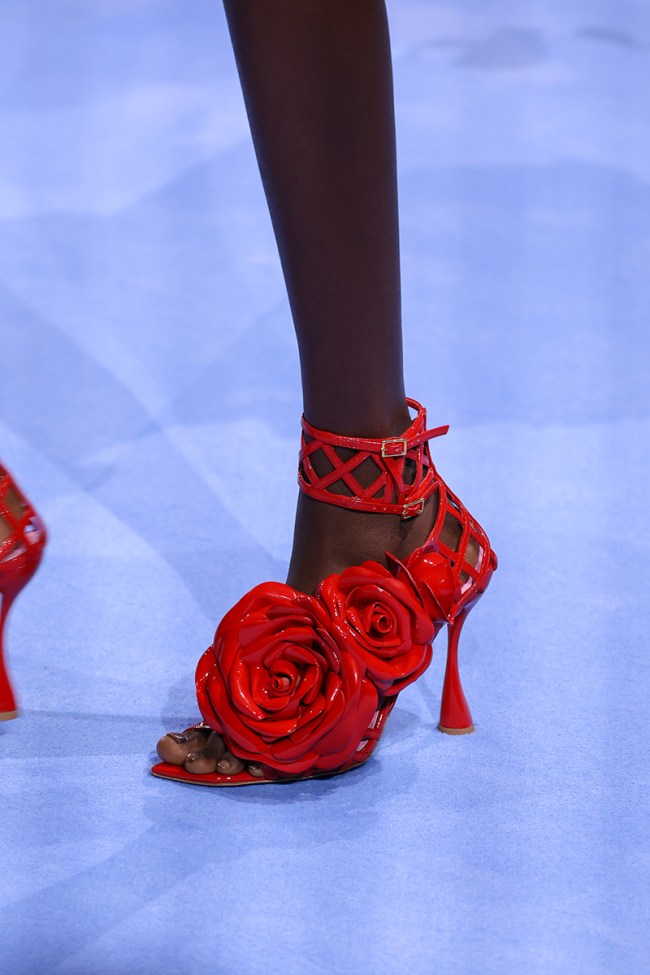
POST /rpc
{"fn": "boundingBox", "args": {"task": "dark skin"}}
[156,0,478,776]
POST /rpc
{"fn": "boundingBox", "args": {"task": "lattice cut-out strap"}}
[0,467,45,562]
[427,482,497,604]
[298,398,448,519]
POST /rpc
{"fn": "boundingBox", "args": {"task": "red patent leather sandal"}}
[152,398,497,786]
[0,464,47,720]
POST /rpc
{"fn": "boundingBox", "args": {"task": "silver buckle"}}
[402,498,425,519]
[381,437,408,458]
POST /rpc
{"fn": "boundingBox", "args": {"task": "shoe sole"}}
[0,710,19,721]
[150,759,363,788]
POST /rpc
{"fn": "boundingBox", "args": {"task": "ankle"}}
[301,398,412,439]
[286,492,437,595]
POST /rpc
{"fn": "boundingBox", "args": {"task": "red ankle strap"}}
[298,398,448,519]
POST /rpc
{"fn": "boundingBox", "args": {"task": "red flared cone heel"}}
[0,464,47,720]
[152,398,496,787]
[438,606,474,735]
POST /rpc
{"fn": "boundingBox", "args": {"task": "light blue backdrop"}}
[1,1,647,973]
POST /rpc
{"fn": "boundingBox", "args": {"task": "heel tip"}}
[0,710,19,722]
[438,723,474,736]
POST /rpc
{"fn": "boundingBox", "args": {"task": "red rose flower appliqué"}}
[317,561,435,695]
[196,582,378,777]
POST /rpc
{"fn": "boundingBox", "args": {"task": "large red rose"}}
[196,582,378,776]
[317,561,435,695]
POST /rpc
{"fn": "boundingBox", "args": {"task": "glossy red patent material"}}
[152,400,497,787]
[299,397,448,519]
[0,465,47,719]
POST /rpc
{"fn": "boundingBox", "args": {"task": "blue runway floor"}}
[1,1,648,973]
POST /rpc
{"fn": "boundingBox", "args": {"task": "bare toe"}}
[216,751,245,775]
[156,727,210,765]
[184,732,227,774]
[159,728,261,779]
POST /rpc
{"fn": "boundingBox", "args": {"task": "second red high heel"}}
[0,464,47,720]
[152,398,497,786]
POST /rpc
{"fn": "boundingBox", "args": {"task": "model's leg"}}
[225,0,446,596]
[226,0,405,435]
[159,0,430,775]
[158,0,475,775]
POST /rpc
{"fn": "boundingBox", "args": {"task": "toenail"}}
[185,752,198,764]
[217,759,231,772]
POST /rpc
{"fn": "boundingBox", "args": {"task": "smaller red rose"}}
[317,560,434,695]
